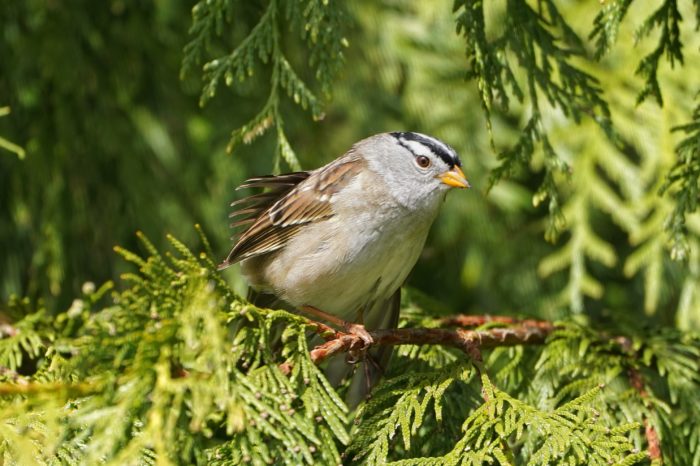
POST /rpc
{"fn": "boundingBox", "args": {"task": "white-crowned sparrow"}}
[220,132,468,400]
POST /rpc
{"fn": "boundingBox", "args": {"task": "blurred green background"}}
[1,0,699,330]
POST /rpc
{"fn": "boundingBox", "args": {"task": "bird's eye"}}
[416,155,431,169]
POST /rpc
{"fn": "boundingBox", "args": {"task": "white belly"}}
[245,207,434,322]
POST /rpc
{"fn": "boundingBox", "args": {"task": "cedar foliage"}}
[2,233,699,464]
[2,0,700,464]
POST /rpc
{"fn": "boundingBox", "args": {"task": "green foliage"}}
[632,0,684,106]
[348,363,471,463]
[0,0,242,307]
[454,0,610,240]
[3,0,700,319]
[436,381,642,465]
[347,314,700,464]
[661,98,700,260]
[183,0,347,170]
[590,0,689,105]
[589,0,633,59]
[0,234,348,465]
[448,0,700,317]
[1,236,700,464]
[0,107,24,159]
[0,298,47,372]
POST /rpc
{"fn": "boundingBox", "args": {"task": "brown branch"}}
[303,315,664,460]
[618,334,661,462]
[308,319,556,366]
[628,366,662,463]
[438,314,541,328]
[644,419,662,462]
[0,322,18,338]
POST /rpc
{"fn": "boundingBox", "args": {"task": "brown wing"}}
[219,155,364,269]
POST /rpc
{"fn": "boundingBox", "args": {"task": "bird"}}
[219,131,469,402]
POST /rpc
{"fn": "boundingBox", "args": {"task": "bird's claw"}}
[344,323,373,364]
[297,305,374,364]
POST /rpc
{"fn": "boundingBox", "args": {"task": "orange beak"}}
[438,165,470,189]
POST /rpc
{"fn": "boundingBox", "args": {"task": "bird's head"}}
[360,131,469,210]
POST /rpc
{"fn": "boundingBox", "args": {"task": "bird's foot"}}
[344,322,374,364]
[299,305,374,364]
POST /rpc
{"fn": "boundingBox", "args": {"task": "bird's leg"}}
[300,305,374,363]
[299,305,348,328]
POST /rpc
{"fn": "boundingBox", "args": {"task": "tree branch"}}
[611,335,662,462]
[308,315,556,365]
[626,356,662,462]
[437,314,544,328]
[303,315,664,460]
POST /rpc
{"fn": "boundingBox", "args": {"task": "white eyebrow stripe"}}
[391,131,460,167]
[414,133,453,157]
[401,139,436,158]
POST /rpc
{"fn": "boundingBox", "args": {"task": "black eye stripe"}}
[390,131,461,168]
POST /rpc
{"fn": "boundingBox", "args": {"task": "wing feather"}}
[237,172,310,190]
[219,154,364,269]
[229,192,280,207]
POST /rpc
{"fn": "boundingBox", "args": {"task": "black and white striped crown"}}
[390,131,461,168]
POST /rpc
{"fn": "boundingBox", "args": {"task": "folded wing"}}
[219,155,363,268]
